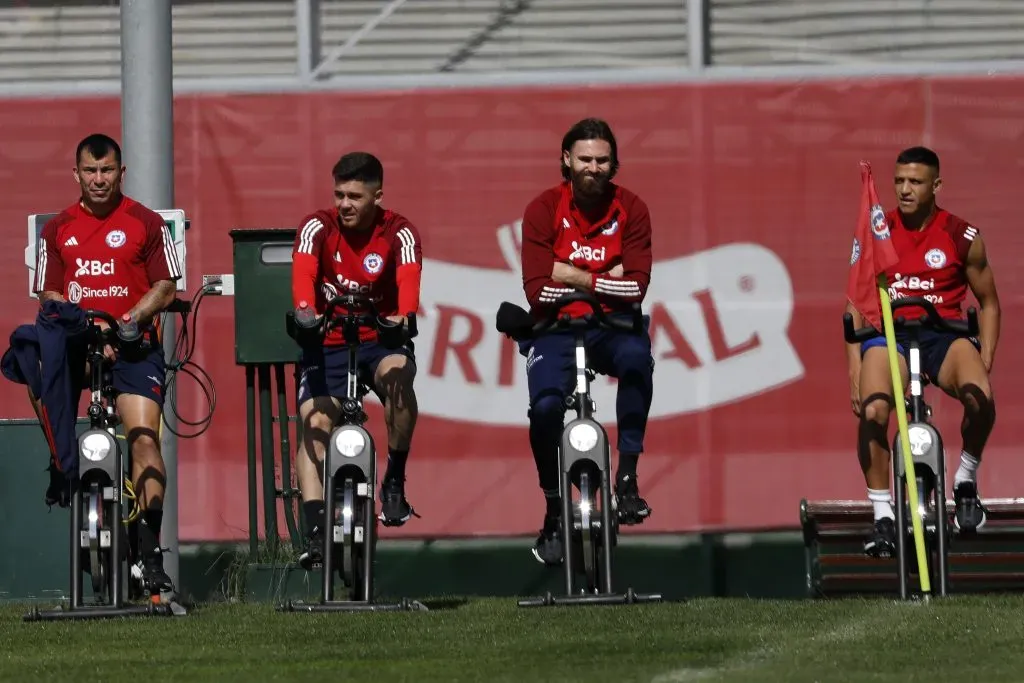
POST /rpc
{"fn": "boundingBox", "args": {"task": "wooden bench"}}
[800,498,1024,597]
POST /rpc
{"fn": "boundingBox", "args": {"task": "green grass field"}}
[2,596,1023,682]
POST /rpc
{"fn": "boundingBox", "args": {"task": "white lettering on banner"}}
[74,258,115,277]
[370,223,804,425]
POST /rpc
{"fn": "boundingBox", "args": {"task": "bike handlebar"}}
[843,296,979,344]
[495,291,643,341]
[83,309,119,330]
[285,293,418,348]
[81,309,151,356]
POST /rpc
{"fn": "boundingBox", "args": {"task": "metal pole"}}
[120,0,179,593]
[295,0,321,81]
[688,0,707,70]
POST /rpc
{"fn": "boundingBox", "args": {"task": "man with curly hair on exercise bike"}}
[517,118,655,567]
[290,152,423,570]
[30,133,181,595]
[846,146,1001,558]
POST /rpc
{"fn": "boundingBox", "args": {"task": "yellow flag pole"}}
[876,273,931,596]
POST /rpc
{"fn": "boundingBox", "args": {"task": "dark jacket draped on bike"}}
[1,300,87,482]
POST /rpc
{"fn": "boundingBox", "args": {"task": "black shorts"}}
[297,342,415,405]
[860,329,980,383]
[77,346,166,407]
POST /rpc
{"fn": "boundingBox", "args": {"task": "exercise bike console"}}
[497,291,662,608]
[843,296,978,598]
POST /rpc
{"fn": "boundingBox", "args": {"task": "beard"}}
[571,168,610,199]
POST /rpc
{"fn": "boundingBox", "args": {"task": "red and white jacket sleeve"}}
[291,214,326,309]
[594,198,652,304]
[391,221,423,315]
[521,198,576,309]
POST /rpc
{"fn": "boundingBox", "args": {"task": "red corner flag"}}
[846,161,899,331]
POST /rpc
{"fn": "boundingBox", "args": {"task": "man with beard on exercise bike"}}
[517,118,655,567]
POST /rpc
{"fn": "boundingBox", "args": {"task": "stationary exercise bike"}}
[496,291,663,608]
[25,310,183,621]
[281,293,427,613]
[844,295,979,599]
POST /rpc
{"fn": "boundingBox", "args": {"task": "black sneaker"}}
[379,477,417,527]
[863,517,897,558]
[953,480,988,532]
[532,512,563,566]
[297,527,324,571]
[141,549,174,597]
[615,474,652,525]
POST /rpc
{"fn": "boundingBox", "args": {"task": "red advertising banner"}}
[1,76,1022,542]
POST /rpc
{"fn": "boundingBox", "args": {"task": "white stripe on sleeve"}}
[297,219,324,255]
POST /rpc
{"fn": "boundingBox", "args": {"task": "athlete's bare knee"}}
[960,383,996,430]
[860,394,892,426]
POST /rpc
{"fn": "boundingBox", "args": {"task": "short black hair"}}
[896,146,940,173]
[332,152,383,186]
[560,118,619,181]
[76,133,121,166]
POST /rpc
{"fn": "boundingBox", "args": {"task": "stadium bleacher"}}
[5,0,1020,85]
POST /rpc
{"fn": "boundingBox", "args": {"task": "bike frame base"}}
[518,588,663,608]
[279,598,428,613]
[23,600,186,622]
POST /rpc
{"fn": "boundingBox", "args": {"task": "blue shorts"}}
[73,345,166,407]
[860,329,980,383]
[297,342,415,405]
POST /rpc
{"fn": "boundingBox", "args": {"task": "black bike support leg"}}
[894,475,908,599]
[560,465,575,596]
[362,476,375,602]
[935,455,949,597]
[600,461,614,594]
[111,473,123,609]
[257,365,279,547]
[70,483,83,609]
[245,365,259,557]
[274,363,301,549]
[322,468,337,603]
[110,444,123,610]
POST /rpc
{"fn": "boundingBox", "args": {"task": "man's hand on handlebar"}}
[91,319,118,363]
[385,315,407,327]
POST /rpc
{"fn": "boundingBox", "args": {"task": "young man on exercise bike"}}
[846,146,1001,558]
[290,152,423,570]
[30,133,181,594]
[518,118,654,567]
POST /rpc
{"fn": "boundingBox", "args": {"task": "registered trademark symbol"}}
[739,276,754,292]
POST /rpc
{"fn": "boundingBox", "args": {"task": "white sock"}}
[955,451,979,486]
[868,488,895,521]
